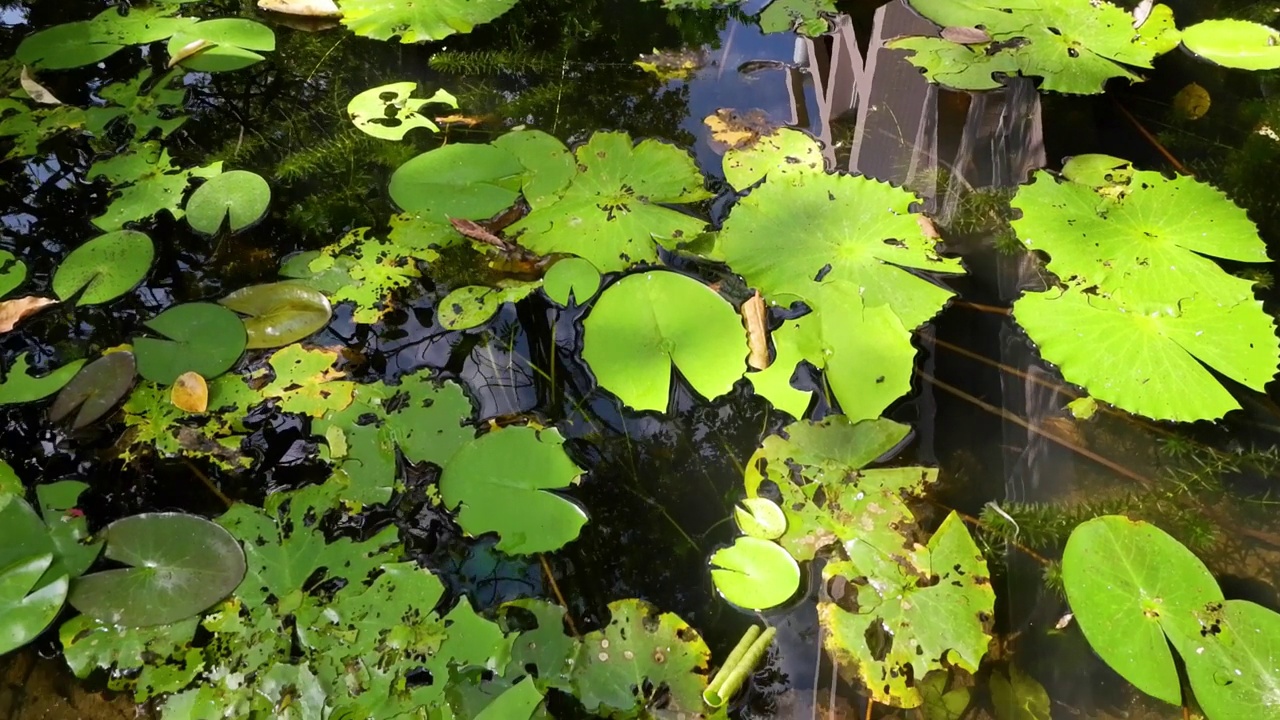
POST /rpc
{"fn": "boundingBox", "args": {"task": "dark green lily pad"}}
[166,19,276,73]
[0,354,86,405]
[389,143,524,222]
[0,251,26,298]
[52,230,154,306]
[219,282,332,349]
[49,351,137,429]
[185,171,272,235]
[0,553,68,655]
[16,6,195,70]
[134,303,247,385]
[709,536,799,610]
[68,513,247,627]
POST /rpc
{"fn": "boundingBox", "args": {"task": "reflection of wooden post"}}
[792,15,863,156]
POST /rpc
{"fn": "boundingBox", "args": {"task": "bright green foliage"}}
[219,282,332,349]
[1181,19,1280,70]
[1165,600,1280,720]
[88,141,223,231]
[656,0,834,36]
[86,69,187,141]
[892,0,1181,94]
[348,83,457,140]
[283,228,426,324]
[508,132,711,272]
[0,354,86,405]
[134,303,247,384]
[257,345,355,418]
[389,143,525,221]
[119,375,259,470]
[52,230,154,305]
[339,0,520,42]
[438,281,542,331]
[542,257,601,305]
[185,171,272,234]
[166,19,276,72]
[50,351,137,430]
[0,554,68,655]
[386,211,469,261]
[722,128,824,191]
[491,130,577,209]
[709,536,799,610]
[475,679,543,719]
[0,251,25,297]
[1060,152,1133,187]
[61,615,201,699]
[68,514,246,627]
[921,671,973,720]
[581,271,745,411]
[440,426,586,554]
[16,6,196,69]
[734,497,786,540]
[0,99,86,159]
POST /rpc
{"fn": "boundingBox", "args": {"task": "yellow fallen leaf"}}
[20,67,61,105]
[704,108,778,154]
[168,39,214,68]
[741,291,771,371]
[0,296,57,334]
[257,0,342,17]
[171,371,209,413]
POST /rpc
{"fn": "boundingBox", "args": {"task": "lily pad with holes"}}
[543,257,601,306]
[1164,599,1280,720]
[88,142,223,231]
[491,129,577,209]
[185,171,271,235]
[581,271,746,412]
[437,282,541,331]
[0,354,86,405]
[219,282,332,348]
[49,351,136,429]
[389,143,525,222]
[509,132,711,273]
[16,6,196,70]
[52,231,153,306]
[1181,19,1280,71]
[439,427,586,554]
[722,128,825,191]
[133,303,247,385]
[166,19,276,72]
[709,536,799,610]
[339,0,520,42]
[476,679,544,719]
[347,82,457,140]
[68,513,247,627]
[0,251,26,298]
[0,554,69,655]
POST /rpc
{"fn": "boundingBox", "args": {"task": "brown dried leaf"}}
[940,26,991,44]
[0,296,58,334]
[704,108,778,154]
[449,217,511,251]
[741,291,771,371]
[20,67,61,105]
[171,371,209,413]
[917,215,941,240]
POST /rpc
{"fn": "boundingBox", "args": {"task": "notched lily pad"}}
[543,257,601,306]
[389,143,524,222]
[709,536,799,610]
[133,303,247,385]
[0,353,86,405]
[348,82,457,140]
[166,19,276,72]
[219,282,332,348]
[50,351,137,429]
[185,171,272,235]
[53,230,154,306]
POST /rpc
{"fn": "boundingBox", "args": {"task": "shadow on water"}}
[4,0,1280,717]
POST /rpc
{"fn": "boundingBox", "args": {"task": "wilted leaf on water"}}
[19,67,60,105]
[347,82,457,140]
[709,536,799,610]
[0,251,26,298]
[0,553,68,655]
[166,39,211,69]
[219,281,332,348]
[185,170,272,234]
[85,69,187,141]
[0,353,86,405]
[1181,19,1280,70]
[722,127,824,192]
[49,351,136,429]
[170,372,208,413]
[52,230,154,306]
[0,296,56,333]
[258,0,342,17]
[704,108,777,153]
[542,257,601,306]
[437,282,540,331]
[68,513,247,627]
[257,344,354,418]
[741,291,769,370]
[133,303,247,385]
[166,19,276,73]
[940,26,990,44]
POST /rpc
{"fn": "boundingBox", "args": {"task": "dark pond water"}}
[3,0,1280,717]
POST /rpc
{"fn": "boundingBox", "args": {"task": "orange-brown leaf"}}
[0,296,57,334]
[171,371,209,413]
[741,291,771,371]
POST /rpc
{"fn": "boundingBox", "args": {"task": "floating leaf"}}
[258,344,354,418]
[509,132,711,273]
[734,497,786,540]
[476,678,544,719]
[49,351,137,429]
[347,82,457,140]
[1181,19,1280,71]
[171,372,208,413]
[68,513,247,627]
[185,171,272,234]
[339,0,520,42]
[219,282,332,348]
[722,127,824,191]
[258,0,342,17]
[52,230,154,306]
[19,67,60,105]
[1059,153,1133,187]
[0,251,26,298]
[542,257,601,306]
[1164,599,1280,720]
[1062,515,1222,704]
[389,143,524,222]
[0,554,68,655]
[86,69,187,141]
[0,354,86,405]
[88,142,223,231]
[491,129,577,209]
[437,282,540,331]
[166,19,276,72]
[709,537,799,610]
[1172,82,1211,120]
[0,296,57,334]
[582,271,745,411]
[16,6,196,70]
[134,303,247,385]
[440,426,586,555]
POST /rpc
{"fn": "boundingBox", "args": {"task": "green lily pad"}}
[16,6,196,70]
[439,426,586,555]
[0,553,68,655]
[0,485,101,591]
[734,497,786,540]
[166,19,276,72]
[476,678,544,719]
[990,665,1051,720]
[0,354,86,405]
[88,141,223,231]
[68,513,247,627]
[49,351,137,429]
[133,303,247,385]
[437,282,541,331]
[339,0,520,42]
[722,128,825,192]
[581,271,746,412]
[1164,599,1280,720]
[883,36,1020,91]
[492,129,577,209]
[219,282,332,349]
[1060,153,1133,187]
[185,171,272,235]
[348,82,457,140]
[709,536,799,610]
[52,230,154,306]
[389,143,525,222]
[1013,288,1279,421]
[542,257,601,306]
[1062,515,1223,705]
[86,68,187,142]
[1181,19,1280,71]
[0,251,26,298]
[509,132,711,273]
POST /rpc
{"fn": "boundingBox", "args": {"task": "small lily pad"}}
[68,513,247,627]
[734,497,787,540]
[437,282,540,331]
[49,351,137,429]
[133,303,247,385]
[185,171,272,235]
[166,19,276,72]
[709,536,800,610]
[0,354,86,405]
[219,282,332,348]
[0,553,69,655]
[542,257,601,306]
[347,82,457,140]
[52,230,154,306]
[0,251,26,298]
[1060,153,1133,188]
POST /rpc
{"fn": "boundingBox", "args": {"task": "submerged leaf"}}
[134,303,247,385]
[185,171,272,234]
[219,282,332,348]
[49,351,137,429]
[52,230,154,306]
[437,282,541,331]
[0,251,26,298]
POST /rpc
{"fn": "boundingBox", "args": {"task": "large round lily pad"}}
[52,230,154,306]
[185,171,272,235]
[166,19,276,72]
[709,537,799,610]
[67,513,247,627]
[389,143,524,222]
[219,282,332,348]
[134,303,247,385]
